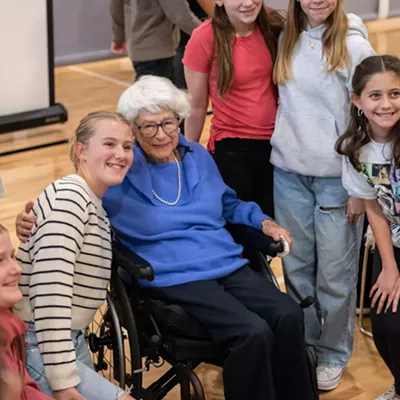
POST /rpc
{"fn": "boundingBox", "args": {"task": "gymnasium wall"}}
[54,0,400,66]
[54,0,114,66]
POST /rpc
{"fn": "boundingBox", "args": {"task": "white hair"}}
[117,75,191,122]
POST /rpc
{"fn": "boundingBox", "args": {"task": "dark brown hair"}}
[212,5,285,96]
[336,55,400,170]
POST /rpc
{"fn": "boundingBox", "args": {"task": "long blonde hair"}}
[273,0,350,84]
[212,5,285,96]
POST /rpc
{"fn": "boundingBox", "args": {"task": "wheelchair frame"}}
[87,225,319,400]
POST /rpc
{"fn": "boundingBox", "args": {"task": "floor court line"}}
[68,65,132,88]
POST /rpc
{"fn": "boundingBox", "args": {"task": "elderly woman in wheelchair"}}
[17,76,314,400]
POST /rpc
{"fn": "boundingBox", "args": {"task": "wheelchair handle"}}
[300,296,315,309]
[138,266,155,281]
[112,241,155,282]
[268,239,285,255]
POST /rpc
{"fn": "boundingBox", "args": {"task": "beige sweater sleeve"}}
[28,191,88,391]
[159,0,202,36]
[110,0,125,42]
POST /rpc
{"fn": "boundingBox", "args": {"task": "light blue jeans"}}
[24,322,124,399]
[274,167,362,367]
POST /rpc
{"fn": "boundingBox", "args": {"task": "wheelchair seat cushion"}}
[147,298,224,363]
[148,298,212,340]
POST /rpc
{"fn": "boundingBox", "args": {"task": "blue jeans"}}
[24,322,124,399]
[274,167,362,367]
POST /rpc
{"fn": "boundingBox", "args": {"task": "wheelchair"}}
[86,224,319,400]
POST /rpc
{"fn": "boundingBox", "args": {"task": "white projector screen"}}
[0,0,50,116]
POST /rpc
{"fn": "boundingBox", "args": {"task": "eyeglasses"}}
[135,117,181,138]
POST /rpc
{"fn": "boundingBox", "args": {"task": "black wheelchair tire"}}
[306,345,320,400]
[86,292,127,388]
[105,292,126,388]
[112,270,143,399]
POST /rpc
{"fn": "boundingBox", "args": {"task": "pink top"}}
[183,19,277,151]
[0,309,53,400]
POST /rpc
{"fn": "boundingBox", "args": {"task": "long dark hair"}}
[212,5,284,96]
[336,55,400,170]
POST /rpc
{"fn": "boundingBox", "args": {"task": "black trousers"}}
[172,47,187,135]
[371,247,400,393]
[147,266,313,400]
[173,46,187,90]
[133,56,175,82]
[211,138,274,217]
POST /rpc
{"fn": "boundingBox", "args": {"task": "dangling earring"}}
[358,109,364,117]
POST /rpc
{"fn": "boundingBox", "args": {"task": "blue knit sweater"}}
[103,135,270,287]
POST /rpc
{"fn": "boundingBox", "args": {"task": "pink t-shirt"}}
[183,19,277,151]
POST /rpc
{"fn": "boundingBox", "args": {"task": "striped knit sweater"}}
[13,174,112,391]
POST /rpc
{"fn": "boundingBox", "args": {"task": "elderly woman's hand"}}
[261,219,292,247]
[15,201,36,243]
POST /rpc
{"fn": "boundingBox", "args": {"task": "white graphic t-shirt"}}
[342,140,400,247]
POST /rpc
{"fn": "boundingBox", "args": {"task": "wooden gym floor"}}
[1,18,400,400]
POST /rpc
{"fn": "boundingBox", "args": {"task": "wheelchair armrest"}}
[112,241,155,282]
[226,224,284,257]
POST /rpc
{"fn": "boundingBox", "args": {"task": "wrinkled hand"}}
[370,267,400,314]
[346,197,365,224]
[54,387,86,400]
[261,219,292,247]
[111,41,127,55]
[15,201,36,243]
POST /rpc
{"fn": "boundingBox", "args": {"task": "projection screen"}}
[0,0,67,138]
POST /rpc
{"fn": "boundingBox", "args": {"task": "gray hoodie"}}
[270,14,375,177]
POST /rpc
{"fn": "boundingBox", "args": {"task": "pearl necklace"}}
[151,153,181,206]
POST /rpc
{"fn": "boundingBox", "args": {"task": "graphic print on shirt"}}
[361,162,400,245]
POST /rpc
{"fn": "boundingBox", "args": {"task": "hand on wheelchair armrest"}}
[226,224,285,257]
[112,241,155,282]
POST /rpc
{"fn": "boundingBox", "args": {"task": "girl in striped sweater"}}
[13,111,135,400]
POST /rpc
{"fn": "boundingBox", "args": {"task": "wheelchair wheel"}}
[86,292,126,388]
[245,249,280,289]
[111,270,144,400]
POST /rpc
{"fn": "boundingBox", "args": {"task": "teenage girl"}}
[183,0,284,217]
[271,0,375,391]
[13,111,135,400]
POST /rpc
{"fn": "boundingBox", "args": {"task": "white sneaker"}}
[317,366,344,391]
[375,385,396,400]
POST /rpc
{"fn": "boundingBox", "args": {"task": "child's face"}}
[215,0,263,29]
[0,231,22,309]
[352,71,400,141]
[76,119,134,197]
[297,0,338,28]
